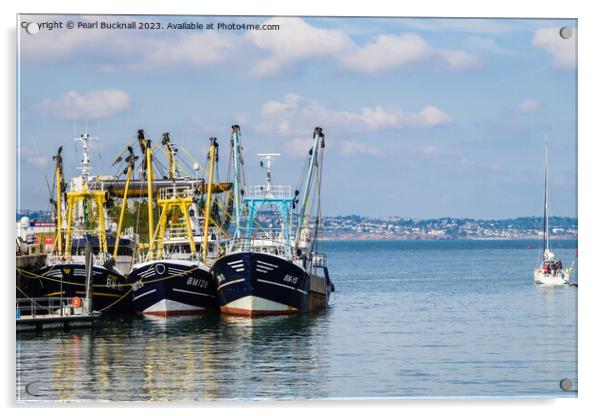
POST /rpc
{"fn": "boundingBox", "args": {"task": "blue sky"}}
[17,15,577,218]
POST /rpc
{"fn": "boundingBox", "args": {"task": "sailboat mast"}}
[543,142,549,257]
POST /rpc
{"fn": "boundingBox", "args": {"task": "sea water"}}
[16,240,578,401]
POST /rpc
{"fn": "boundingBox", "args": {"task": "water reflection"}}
[17,313,330,401]
[213,314,329,399]
[16,241,577,401]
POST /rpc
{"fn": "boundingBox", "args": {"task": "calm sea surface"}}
[16,240,578,401]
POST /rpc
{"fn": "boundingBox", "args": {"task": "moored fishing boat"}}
[35,133,134,313]
[126,132,226,316]
[212,126,334,316]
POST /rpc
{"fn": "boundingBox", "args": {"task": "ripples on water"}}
[16,240,578,401]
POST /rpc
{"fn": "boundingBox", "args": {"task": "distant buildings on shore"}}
[321,215,577,240]
[17,210,577,241]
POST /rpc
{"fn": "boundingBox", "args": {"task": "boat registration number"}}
[187,277,209,289]
[283,274,298,284]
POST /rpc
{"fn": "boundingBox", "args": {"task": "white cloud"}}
[440,50,481,70]
[516,99,541,112]
[339,33,432,74]
[261,93,305,117]
[37,89,131,120]
[247,17,355,76]
[360,105,452,128]
[114,32,238,71]
[258,93,452,135]
[21,16,480,77]
[339,33,480,74]
[464,36,514,56]
[532,27,577,69]
[400,19,521,35]
[21,16,240,72]
[20,19,108,60]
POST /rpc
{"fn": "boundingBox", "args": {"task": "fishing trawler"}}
[36,133,134,312]
[126,132,227,316]
[533,142,573,286]
[211,126,334,316]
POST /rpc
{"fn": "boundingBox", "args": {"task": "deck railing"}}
[158,186,195,200]
[228,237,293,259]
[245,185,292,199]
[16,297,89,318]
[45,252,112,266]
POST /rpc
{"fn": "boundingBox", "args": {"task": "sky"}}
[16,15,577,219]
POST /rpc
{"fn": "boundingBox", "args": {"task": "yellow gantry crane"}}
[112,146,137,259]
[202,138,218,261]
[141,134,219,262]
[54,134,110,261]
[153,131,196,258]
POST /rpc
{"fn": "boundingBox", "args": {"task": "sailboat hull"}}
[212,252,330,316]
[533,269,570,286]
[127,260,218,316]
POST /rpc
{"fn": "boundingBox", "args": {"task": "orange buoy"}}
[71,296,82,308]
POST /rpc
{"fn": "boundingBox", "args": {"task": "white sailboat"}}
[533,142,572,286]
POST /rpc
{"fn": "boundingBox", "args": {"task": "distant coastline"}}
[321,215,577,241]
[322,235,578,242]
[17,210,577,241]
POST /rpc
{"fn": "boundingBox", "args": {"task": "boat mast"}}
[52,146,64,257]
[138,130,155,259]
[231,125,244,239]
[258,153,279,197]
[64,133,108,259]
[75,133,95,230]
[113,146,136,258]
[75,133,94,190]
[543,141,549,259]
[203,137,218,261]
[294,127,324,250]
[161,132,178,179]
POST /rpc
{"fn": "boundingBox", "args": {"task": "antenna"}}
[257,153,280,195]
[74,132,99,187]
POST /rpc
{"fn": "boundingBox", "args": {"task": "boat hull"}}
[36,263,131,312]
[127,260,217,316]
[533,269,570,286]
[212,252,330,317]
